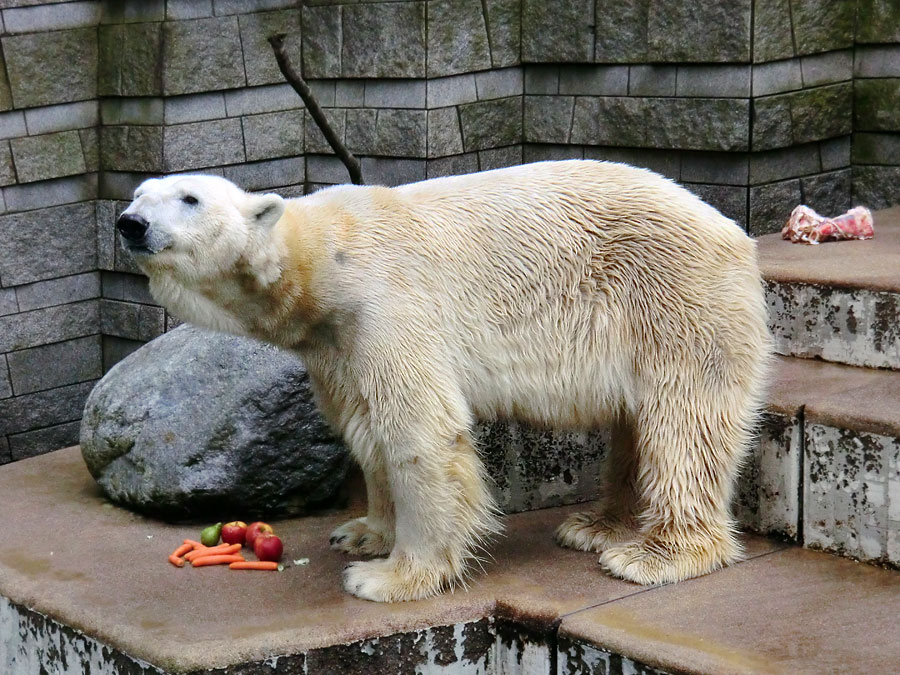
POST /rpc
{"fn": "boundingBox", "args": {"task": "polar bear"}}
[117,160,771,602]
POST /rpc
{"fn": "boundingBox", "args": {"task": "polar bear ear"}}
[246,193,285,230]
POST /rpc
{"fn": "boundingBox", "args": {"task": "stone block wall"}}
[0,0,897,462]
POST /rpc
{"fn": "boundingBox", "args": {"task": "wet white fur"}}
[122,160,772,602]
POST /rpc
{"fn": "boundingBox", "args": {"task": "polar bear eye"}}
[182,194,199,206]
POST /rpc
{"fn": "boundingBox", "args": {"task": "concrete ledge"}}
[2,448,899,674]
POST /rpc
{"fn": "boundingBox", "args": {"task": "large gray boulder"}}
[80,324,349,521]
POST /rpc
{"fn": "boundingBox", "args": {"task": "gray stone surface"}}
[242,110,304,162]
[364,79,426,109]
[342,2,426,78]
[0,300,98,355]
[753,83,852,150]
[734,412,801,539]
[10,131,85,183]
[558,636,667,675]
[334,80,365,108]
[24,101,98,136]
[681,151,749,186]
[163,118,245,172]
[305,108,345,155]
[427,152,478,178]
[167,0,213,20]
[101,98,164,126]
[306,154,351,185]
[9,421,81,461]
[524,96,574,144]
[684,183,747,227]
[559,65,628,96]
[99,0,164,23]
[647,0,751,62]
[15,272,100,313]
[854,78,900,132]
[583,146,680,181]
[162,16,246,96]
[0,288,16,316]
[766,281,900,371]
[478,144,523,171]
[524,65,558,95]
[800,169,851,218]
[343,108,377,156]
[527,144,585,163]
[475,67,524,100]
[648,98,749,151]
[374,109,427,158]
[80,128,99,174]
[749,178,801,236]
[752,95,793,151]
[0,111,26,141]
[102,335,145,372]
[628,65,675,97]
[0,380,96,437]
[676,65,751,98]
[804,423,899,566]
[570,97,644,147]
[484,0,520,68]
[0,355,10,399]
[3,174,97,214]
[459,97,522,152]
[790,0,854,56]
[3,27,97,108]
[221,157,305,191]
[224,83,303,117]
[2,1,99,33]
[100,126,164,173]
[522,0,594,62]
[595,0,648,63]
[100,299,165,343]
[752,0,794,63]
[752,59,803,97]
[0,203,96,287]
[101,272,153,305]
[749,143,821,185]
[427,0,491,77]
[820,135,851,170]
[164,93,227,125]
[238,9,302,87]
[427,74,477,108]
[0,142,13,186]
[856,0,900,43]
[6,335,101,396]
[97,23,163,97]
[80,324,350,520]
[854,45,900,78]
[0,437,9,464]
[852,165,900,211]
[359,157,426,187]
[301,4,341,79]
[853,133,900,166]
[801,50,853,88]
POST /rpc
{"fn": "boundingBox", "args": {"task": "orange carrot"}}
[183,539,203,549]
[168,554,185,568]
[171,543,193,558]
[191,554,245,567]
[191,544,241,560]
[229,561,279,571]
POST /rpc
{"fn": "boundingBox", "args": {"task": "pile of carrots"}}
[168,539,280,571]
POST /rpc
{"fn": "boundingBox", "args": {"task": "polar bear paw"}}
[598,533,741,585]
[555,511,637,553]
[329,517,393,556]
[343,556,451,602]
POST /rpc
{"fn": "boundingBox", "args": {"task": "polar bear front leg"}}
[330,455,395,556]
[342,425,499,602]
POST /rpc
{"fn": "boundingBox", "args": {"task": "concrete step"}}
[759,205,900,370]
[1,447,898,674]
[736,355,900,567]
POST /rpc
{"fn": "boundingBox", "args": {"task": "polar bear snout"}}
[116,213,149,242]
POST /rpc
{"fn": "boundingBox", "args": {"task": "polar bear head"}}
[116,174,286,286]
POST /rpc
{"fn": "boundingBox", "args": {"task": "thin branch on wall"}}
[267,33,365,186]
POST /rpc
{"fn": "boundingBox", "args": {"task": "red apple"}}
[221,521,247,545]
[254,533,283,562]
[245,521,274,548]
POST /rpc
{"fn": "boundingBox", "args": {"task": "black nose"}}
[116,214,149,241]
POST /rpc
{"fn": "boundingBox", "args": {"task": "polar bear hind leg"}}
[329,457,394,556]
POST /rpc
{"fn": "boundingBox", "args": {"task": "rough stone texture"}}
[853,133,900,166]
[484,0,520,68]
[765,280,900,371]
[163,118,244,172]
[427,107,465,157]
[301,4,341,79]
[854,79,900,132]
[559,65,628,96]
[558,636,667,675]
[458,97,522,152]
[753,83,853,151]
[524,96,574,144]
[97,23,163,97]
[374,109,427,158]
[647,98,749,151]
[753,0,794,62]
[427,0,492,77]
[676,65,751,98]
[594,0,649,63]
[753,59,803,97]
[476,421,606,514]
[734,411,801,539]
[684,183,748,227]
[790,0,854,56]
[799,168,851,217]
[0,203,96,287]
[749,143,821,185]
[6,336,102,397]
[0,380,97,437]
[749,179,801,236]
[305,109,346,155]
[341,2,426,78]
[100,299,165,343]
[628,65,675,96]
[238,9,302,87]
[647,0,751,63]
[162,16,246,96]
[80,324,350,520]
[100,126,164,173]
[241,110,304,163]
[804,423,899,567]
[571,97,645,147]
[856,0,900,43]
[3,27,97,108]
[0,301,99,356]
[521,0,593,62]
[853,165,900,211]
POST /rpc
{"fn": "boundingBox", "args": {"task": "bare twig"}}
[268,33,364,185]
